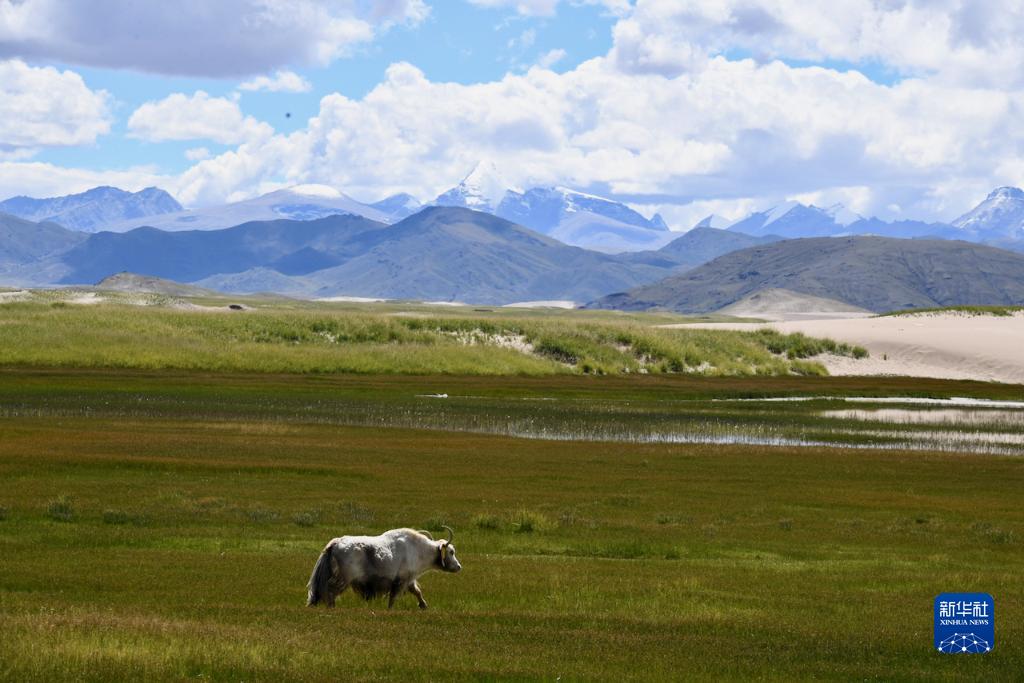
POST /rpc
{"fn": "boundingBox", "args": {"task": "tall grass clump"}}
[46,496,75,522]
[511,509,553,534]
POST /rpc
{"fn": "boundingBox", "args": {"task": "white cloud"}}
[0,160,170,200]
[0,59,110,154]
[536,48,567,68]
[610,0,1024,87]
[160,51,1024,223]
[6,0,1024,227]
[0,0,429,77]
[238,70,313,93]
[185,147,212,162]
[128,92,274,145]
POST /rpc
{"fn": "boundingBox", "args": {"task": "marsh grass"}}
[0,371,1021,679]
[0,298,863,376]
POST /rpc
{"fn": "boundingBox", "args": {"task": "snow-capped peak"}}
[763,200,801,225]
[286,184,344,199]
[693,214,730,229]
[433,160,518,212]
[823,203,862,227]
[952,185,1024,238]
[457,160,516,210]
[986,186,1024,201]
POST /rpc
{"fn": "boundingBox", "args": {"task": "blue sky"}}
[2,0,1023,228]
[36,2,617,175]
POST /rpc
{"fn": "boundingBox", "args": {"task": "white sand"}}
[666,312,1024,384]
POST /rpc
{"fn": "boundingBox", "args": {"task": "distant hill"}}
[0,212,87,265]
[588,236,1024,313]
[58,213,392,285]
[658,227,783,267]
[46,207,678,304]
[95,272,221,298]
[0,187,181,232]
[370,193,422,221]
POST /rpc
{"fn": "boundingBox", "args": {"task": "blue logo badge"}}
[934,593,994,654]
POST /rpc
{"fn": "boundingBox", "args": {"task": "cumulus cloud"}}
[0,160,170,200]
[6,0,1024,226]
[536,48,567,68]
[0,0,430,77]
[127,92,274,145]
[238,70,313,93]
[160,51,1024,224]
[610,0,1024,86]
[0,59,110,154]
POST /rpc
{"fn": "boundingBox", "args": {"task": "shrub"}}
[511,509,552,534]
[47,496,75,522]
[292,510,320,527]
[472,513,502,530]
[102,509,132,525]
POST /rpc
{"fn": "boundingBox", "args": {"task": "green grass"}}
[878,305,1024,317]
[0,296,865,376]
[0,370,1021,680]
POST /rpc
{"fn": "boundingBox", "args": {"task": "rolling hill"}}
[588,236,1024,313]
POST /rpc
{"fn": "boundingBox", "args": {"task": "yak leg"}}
[326,576,348,608]
[387,579,405,610]
[409,581,428,610]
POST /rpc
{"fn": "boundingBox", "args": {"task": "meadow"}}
[0,369,1022,681]
[0,291,864,376]
[0,297,1020,680]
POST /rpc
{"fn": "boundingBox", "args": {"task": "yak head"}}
[438,526,462,573]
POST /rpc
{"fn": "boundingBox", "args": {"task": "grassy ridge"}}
[878,305,1024,317]
[0,297,865,376]
[0,374,1020,680]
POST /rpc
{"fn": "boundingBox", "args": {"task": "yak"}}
[307,526,462,609]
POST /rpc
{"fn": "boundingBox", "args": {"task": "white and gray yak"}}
[307,526,462,609]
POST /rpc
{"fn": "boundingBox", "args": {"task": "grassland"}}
[0,292,865,376]
[0,370,1021,680]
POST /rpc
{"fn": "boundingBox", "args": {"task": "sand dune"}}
[669,312,1024,384]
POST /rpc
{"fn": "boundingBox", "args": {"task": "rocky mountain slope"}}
[589,236,1024,313]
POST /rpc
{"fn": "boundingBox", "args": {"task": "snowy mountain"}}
[724,201,961,241]
[952,187,1024,243]
[0,186,182,232]
[102,185,392,232]
[727,202,863,238]
[433,161,516,213]
[371,193,422,221]
[433,164,672,252]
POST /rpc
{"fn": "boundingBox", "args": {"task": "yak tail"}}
[307,541,335,606]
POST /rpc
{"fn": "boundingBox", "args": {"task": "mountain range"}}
[1,207,685,304]
[0,186,181,232]
[432,162,673,252]
[589,236,1024,313]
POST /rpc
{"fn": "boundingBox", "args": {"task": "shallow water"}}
[821,408,1024,427]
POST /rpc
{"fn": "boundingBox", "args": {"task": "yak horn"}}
[442,525,454,543]
[417,529,434,540]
